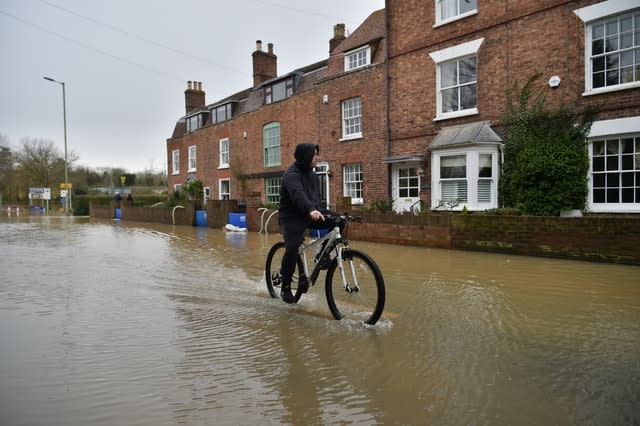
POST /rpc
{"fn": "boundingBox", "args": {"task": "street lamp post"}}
[43,76,70,214]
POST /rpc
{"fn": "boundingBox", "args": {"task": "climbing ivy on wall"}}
[500,73,599,216]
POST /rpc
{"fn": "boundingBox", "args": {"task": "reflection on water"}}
[0,215,638,425]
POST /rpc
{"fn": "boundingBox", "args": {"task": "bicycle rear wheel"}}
[325,248,385,325]
[265,241,305,303]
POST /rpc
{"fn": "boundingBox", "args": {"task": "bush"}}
[501,73,598,216]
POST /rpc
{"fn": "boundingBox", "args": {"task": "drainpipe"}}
[384,1,392,199]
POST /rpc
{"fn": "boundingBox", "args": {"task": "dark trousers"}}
[280,222,306,286]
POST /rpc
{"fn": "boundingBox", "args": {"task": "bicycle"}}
[265,214,385,325]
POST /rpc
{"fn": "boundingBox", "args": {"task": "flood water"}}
[0,215,638,426]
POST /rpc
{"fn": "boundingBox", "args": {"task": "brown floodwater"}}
[0,215,638,425]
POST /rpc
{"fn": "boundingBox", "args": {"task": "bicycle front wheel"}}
[265,241,304,303]
[325,248,385,325]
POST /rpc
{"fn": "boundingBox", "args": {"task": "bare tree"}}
[14,138,63,188]
[0,134,16,202]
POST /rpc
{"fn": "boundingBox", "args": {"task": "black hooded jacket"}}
[278,143,321,232]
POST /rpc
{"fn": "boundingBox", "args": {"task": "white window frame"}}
[587,116,640,213]
[188,145,196,172]
[434,0,478,27]
[219,138,229,169]
[429,38,483,121]
[204,186,211,201]
[431,148,500,211]
[219,179,230,200]
[341,97,362,140]
[344,45,371,71]
[171,149,180,175]
[263,123,281,167]
[343,163,364,205]
[265,177,282,205]
[574,1,640,96]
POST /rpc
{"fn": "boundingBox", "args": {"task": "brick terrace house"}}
[167,1,640,215]
[166,10,388,212]
[386,0,640,213]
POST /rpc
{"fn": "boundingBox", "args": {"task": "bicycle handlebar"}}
[325,213,362,223]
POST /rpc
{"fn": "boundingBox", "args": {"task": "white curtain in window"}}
[440,0,457,20]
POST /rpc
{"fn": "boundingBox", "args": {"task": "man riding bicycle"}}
[278,143,330,304]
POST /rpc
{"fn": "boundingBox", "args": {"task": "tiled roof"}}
[429,121,503,150]
[334,9,385,53]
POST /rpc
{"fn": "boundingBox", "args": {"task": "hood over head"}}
[294,143,319,170]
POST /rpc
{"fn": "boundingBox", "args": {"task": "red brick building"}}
[166,10,387,211]
[167,1,640,214]
[387,0,640,213]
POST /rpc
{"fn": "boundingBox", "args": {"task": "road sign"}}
[29,187,51,200]
[60,183,73,189]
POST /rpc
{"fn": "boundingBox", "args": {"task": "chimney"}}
[252,40,277,87]
[330,23,346,53]
[185,80,205,114]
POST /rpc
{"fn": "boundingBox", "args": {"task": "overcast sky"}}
[0,0,385,173]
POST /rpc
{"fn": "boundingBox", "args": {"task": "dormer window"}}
[344,45,371,71]
[265,77,294,104]
[211,103,233,124]
[186,113,203,133]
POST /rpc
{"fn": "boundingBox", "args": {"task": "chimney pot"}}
[185,80,205,113]
[330,23,347,53]
[252,40,277,86]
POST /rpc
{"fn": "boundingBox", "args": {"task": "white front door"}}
[315,162,330,209]
[392,164,420,213]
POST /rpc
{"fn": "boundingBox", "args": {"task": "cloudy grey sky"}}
[0,0,385,173]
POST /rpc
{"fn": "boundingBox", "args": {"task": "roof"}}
[334,9,385,53]
[429,121,503,150]
[169,8,386,140]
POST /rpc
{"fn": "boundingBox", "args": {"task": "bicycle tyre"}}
[325,248,385,325]
[265,242,305,303]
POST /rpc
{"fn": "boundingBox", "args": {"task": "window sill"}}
[171,172,180,176]
[218,165,229,169]
[339,133,363,142]
[433,10,478,28]
[434,108,478,122]
[187,168,196,173]
[344,63,373,73]
[582,81,640,97]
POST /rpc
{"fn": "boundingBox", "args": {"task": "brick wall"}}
[345,213,640,265]
[386,0,640,193]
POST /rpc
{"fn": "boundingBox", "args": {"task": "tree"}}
[15,138,62,188]
[183,178,203,201]
[501,73,598,216]
[0,134,16,202]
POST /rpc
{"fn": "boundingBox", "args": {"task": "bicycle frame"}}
[297,223,354,291]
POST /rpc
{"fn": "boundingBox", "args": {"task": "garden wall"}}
[90,199,640,266]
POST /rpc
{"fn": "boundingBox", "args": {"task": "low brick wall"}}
[207,200,238,229]
[346,213,639,265]
[346,213,451,249]
[89,200,640,265]
[449,215,640,264]
[90,201,195,226]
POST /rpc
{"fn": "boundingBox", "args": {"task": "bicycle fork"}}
[336,247,360,293]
